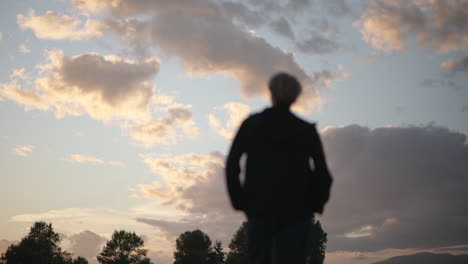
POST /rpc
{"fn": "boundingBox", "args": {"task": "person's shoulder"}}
[291,113,317,130]
[243,108,268,123]
[237,110,264,130]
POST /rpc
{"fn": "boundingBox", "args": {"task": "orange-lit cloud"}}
[1,50,199,146]
[10,68,28,80]
[65,154,127,168]
[12,145,35,157]
[66,154,104,165]
[2,50,159,121]
[129,106,200,147]
[19,43,30,54]
[132,151,245,247]
[17,10,104,40]
[66,0,347,112]
[107,160,126,168]
[208,102,251,140]
[357,0,468,53]
[441,55,468,73]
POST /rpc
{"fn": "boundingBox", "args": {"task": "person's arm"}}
[225,119,249,210]
[311,125,330,174]
[310,124,333,214]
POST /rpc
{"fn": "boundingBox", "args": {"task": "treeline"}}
[0,220,327,264]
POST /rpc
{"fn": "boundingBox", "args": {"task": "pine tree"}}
[225,222,248,264]
[208,241,225,264]
[306,218,328,264]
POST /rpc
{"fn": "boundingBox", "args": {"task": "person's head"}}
[268,72,302,107]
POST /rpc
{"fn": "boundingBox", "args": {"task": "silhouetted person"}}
[226,72,332,264]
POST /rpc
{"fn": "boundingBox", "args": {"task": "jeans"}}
[247,218,310,264]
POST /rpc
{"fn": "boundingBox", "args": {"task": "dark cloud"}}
[67,230,106,262]
[58,52,158,107]
[134,124,468,253]
[442,56,468,74]
[147,13,311,98]
[321,0,352,16]
[0,239,17,255]
[296,33,340,54]
[270,17,295,40]
[220,1,266,27]
[69,0,348,111]
[320,125,468,251]
[421,78,461,91]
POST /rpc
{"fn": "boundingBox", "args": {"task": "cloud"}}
[462,105,468,113]
[15,1,350,112]
[1,50,198,146]
[132,124,468,254]
[66,230,106,262]
[12,145,35,157]
[65,154,127,168]
[9,124,466,262]
[129,105,200,147]
[144,13,313,101]
[10,68,28,80]
[319,124,468,251]
[296,32,340,54]
[9,208,149,236]
[132,151,244,244]
[19,43,30,54]
[421,78,460,91]
[208,102,251,140]
[0,81,49,110]
[270,17,295,39]
[66,154,104,165]
[321,0,352,17]
[0,239,17,255]
[441,55,468,73]
[0,32,3,40]
[219,1,266,28]
[11,208,116,222]
[2,50,158,121]
[69,0,346,112]
[17,10,104,40]
[356,0,468,53]
[107,160,126,168]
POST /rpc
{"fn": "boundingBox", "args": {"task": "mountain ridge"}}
[371,252,468,264]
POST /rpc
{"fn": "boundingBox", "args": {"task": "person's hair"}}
[268,72,302,107]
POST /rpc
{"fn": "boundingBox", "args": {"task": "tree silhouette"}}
[0,221,71,264]
[72,256,89,264]
[225,222,247,264]
[173,229,212,264]
[97,230,151,264]
[306,218,327,264]
[208,240,225,264]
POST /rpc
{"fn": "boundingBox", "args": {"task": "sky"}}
[0,0,467,263]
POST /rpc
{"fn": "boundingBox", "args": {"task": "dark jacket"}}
[225,106,332,221]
